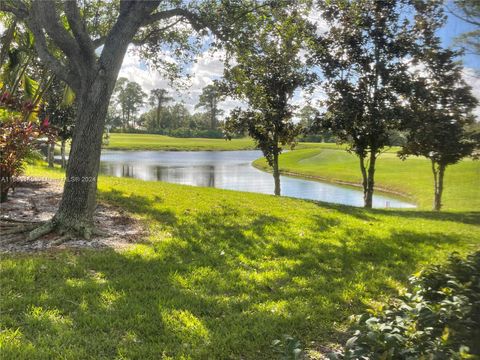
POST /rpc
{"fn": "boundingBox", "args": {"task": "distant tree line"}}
[106,78,227,138]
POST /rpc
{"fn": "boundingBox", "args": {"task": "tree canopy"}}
[223,1,315,195]
[400,28,478,210]
[195,83,224,130]
[312,0,433,208]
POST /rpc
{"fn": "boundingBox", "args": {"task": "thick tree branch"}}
[0,1,29,19]
[64,1,96,64]
[0,0,80,90]
[98,1,159,74]
[131,19,183,46]
[142,8,206,33]
[24,16,80,91]
[31,0,82,65]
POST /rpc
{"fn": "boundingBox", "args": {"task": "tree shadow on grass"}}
[311,200,480,226]
[383,210,480,226]
[100,189,177,226]
[0,192,475,359]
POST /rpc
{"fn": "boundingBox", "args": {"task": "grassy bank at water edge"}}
[253,147,480,211]
[103,133,256,151]
[102,133,338,151]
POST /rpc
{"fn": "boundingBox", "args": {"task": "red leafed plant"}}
[0,92,56,202]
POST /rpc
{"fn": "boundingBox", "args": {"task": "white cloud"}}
[308,7,329,35]
[118,46,245,116]
[463,67,480,119]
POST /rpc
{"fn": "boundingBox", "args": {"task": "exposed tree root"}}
[25,218,107,242]
[92,228,108,237]
[1,217,109,244]
[27,221,55,241]
[0,219,46,244]
[1,223,39,235]
[0,217,44,224]
[51,234,73,246]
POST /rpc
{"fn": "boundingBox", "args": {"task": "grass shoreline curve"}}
[253,147,480,212]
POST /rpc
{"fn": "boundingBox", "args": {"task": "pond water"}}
[99,150,415,208]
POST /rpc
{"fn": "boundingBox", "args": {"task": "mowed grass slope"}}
[254,147,480,211]
[1,165,479,359]
[103,133,329,151]
[105,133,257,151]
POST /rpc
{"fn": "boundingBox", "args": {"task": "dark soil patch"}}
[0,178,146,253]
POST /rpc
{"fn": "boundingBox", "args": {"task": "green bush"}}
[335,251,480,359]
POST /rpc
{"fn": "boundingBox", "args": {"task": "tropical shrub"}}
[0,92,55,202]
[335,252,480,359]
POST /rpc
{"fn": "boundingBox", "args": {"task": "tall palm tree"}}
[149,88,173,129]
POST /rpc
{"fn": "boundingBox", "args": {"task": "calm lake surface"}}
[99,150,415,208]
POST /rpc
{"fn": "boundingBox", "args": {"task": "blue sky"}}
[439,12,479,69]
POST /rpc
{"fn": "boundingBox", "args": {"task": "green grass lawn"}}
[254,147,480,211]
[102,133,329,151]
[104,133,257,151]
[0,165,479,359]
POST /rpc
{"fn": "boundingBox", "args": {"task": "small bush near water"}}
[335,251,480,359]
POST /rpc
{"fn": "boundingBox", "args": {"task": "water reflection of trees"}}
[100,163,215,187]
[153,165,215,187]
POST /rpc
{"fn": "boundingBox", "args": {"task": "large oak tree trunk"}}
[52,75,115,237]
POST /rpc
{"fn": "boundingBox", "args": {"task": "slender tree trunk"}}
[272,148,281,196]
[156,101,161,129]
[46,142,51,163]
[432,161,445,211]
[0,177,11,203]
[47,142,55,168]
[60,139,67,169]
[0,188,8,203]
[211,99,217,130]
[11,55,33,96]
[359,151,376,208]
[365,152,376,208]
[0,21,16,68]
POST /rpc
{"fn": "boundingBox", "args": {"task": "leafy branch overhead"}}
[0,0,250,93]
